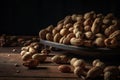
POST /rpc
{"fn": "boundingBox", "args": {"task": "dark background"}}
[0,0,120,35]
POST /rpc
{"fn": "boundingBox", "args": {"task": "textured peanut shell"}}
[22,52,32,61]
[112,19,119,26]
[76,15,84,22]
[104,38,118,48]
[23,59,39,68]
[66,33,75,39]
[104,25,117,36]
[60,28,69,36]
[46,33,53,41]
[59,36,66,44]
[86,66,102,78]
[73,22,83,31]
[84,12,91,19]
[70,37,83,46]
[58,65,71,73]
[69,27,74,32]
[91,18,101,34]
[29,47,37,54]
[63,37,71,45]
[73,28,80,34]
[75,31,84,39]
[71,14,77,21]
[51,55,61,64]
[52,29,59,36]
[83,18,93,26]
[94,38,105,47]
[46,25,54,32]
[95,33,106,39]
[104,13,114,19]
[74,66,87,77]
[55,23,63,31]
[103,18,111,25]
[63,16,72,25]
[73,59,86,68]
[104,66,119,73]
[84,11,96,19]
[70,58,78,66]
[32,54,47,62]
[84,31,94,39]
[39,29,48,40]
[64,23,73,29]
[109,30,120,40]
[53,33,62,43]
[84,25,91,31]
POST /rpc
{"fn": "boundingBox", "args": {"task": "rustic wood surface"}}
[0,47,119,80]
[0,47,82,80]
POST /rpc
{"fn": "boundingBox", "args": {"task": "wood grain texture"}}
[0,47,119,80]
[0,47,80,80]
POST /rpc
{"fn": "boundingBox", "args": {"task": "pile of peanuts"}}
[0,34,39,47]
[20,42,50,68]
[39,11,120,48]
[51,55,120,80]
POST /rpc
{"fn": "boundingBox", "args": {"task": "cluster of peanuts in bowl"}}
[39,11,120,48]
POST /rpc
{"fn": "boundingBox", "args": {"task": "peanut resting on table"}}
[39,11,120,48]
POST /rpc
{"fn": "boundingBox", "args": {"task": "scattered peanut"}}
[41,48,51,55]
[73,59,86,68]
[23,59,39,69]
[70,58,78,66]
[86,66,103,79]
[32,54,47,62]
[92,59,101,66]
[104,66,119,80]
[74,67,86,77]
[58,65,71,73]
[51,55,62,64]
[51,55,69,64]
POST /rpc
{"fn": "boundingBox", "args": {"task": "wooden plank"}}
[0,47,119,80]
[0,53,77,78]
[0,47,78,79]
[0,77,81,80]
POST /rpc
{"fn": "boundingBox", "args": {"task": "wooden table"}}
[0,47,81,80]
[0,47,119,80]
